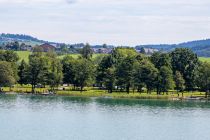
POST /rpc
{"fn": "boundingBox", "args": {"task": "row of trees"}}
[1,47,210,97]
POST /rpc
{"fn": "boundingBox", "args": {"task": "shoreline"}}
[1,91,209,101]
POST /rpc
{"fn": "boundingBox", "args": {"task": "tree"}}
[0,50,19,62]
[45,52,63,91]
[139,47,146,54]
[28,52,48,93]
[174,71,185,93]
[74,58,94,91]
[134,60,158,94]
[115,56,136,93]
[0,61,16,89]
[171,48,198,90]
[80,43,93,59]
[96,55,113,87]
[62,55,77,88]
[111,47,137,64]
[157,66,175,94]
[103,67,115,93]
[133,61,145,93]
[196,62,210,98]
[151,52,171,69]
[60,44,69,54]
[18,60,28,85]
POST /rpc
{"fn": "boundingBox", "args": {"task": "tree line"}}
[0,46,210,97]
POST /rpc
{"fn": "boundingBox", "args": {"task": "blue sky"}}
[0,0,210,46]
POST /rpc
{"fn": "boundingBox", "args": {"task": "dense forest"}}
[1,45,210,97]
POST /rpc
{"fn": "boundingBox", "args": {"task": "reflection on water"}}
[1,94,210,140]
[96,97,210,109]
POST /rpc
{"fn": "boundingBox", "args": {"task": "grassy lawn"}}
[1,85,206,100]
[16,51,31,63]
[199,57,210,63]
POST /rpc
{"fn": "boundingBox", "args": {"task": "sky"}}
[0,0,210,46]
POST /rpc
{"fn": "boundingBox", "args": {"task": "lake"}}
[0,94,210,140]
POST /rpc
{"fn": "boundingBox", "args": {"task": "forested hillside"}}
[136,39,210,57]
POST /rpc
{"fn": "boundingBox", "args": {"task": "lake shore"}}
[1,88,208,101]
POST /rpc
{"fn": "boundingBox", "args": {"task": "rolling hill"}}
[136,39,210,57]
[0,33,62,46]
[1,33,210,57]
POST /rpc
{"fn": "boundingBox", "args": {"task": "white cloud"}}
[0,0,210,45]
[0,0,76,4]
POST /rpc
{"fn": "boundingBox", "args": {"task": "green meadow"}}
[199,57,210,62]
[16,51,107,62]
[16,51,210,63]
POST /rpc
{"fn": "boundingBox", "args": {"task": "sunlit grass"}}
[199,57,210,63]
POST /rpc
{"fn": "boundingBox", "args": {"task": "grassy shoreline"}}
[1,86,207,100]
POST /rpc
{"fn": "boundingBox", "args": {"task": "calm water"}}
[0,95,210,140]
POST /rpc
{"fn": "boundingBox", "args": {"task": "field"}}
[199,57,210,62]
[16,51,210,63]
[16,51,106,62]
[16,51,31,63]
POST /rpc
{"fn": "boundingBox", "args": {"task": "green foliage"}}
[0,50,19,62]
[196,62,210,97]
[174,71,185,92]
[18,60,29,85]
[74,58,95,91]
[137,60,158,93]
[151,52,171,69]
[171,48,198,90]
[96,55,114,86]
[115,56,136,93]
[0,47,208,97]
[157,66,175,94]
[80,43,93,59]
[62,55,77,86]
[0,61,16,87]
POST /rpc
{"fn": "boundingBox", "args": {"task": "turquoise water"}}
[0,95,210,140]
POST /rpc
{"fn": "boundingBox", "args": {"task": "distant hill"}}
[0,33,62,46]
[1,33,210,57]
[136,39,210,57]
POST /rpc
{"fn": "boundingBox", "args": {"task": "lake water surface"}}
[0,94,210,140]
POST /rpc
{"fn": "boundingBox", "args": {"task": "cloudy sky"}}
[0,0,210,46]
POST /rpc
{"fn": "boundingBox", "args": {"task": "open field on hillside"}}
[16,51,107,62]
[16,51,31,63]
[199,57,210,62]
[15,51,210,63]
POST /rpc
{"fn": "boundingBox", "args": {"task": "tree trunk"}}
[126,84,130,94]
[80,86,83,92]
